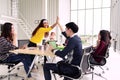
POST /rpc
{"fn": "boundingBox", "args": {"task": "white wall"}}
[111,0,120,51]
[0,0,12,24]
[0,0,18,40]
[0,0,11,17]
[17,0,44,40]
[18,0,71,43]
[19,0,70,43]
[18,0,43,30]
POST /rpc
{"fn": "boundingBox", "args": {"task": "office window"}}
[71,0,77,10]
[78,0,85,9]
[94,9,101,35]
[102,8,110,30]
[71,11,77,24]
[70,0,111,46]
[94,0,102,8]
[86,10,93,35]
[78,10,85,35]
[102,0,111,7]
[86,0,93,9]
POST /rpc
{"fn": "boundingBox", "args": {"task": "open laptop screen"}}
[48,41,57,49]
[18,39,29,47]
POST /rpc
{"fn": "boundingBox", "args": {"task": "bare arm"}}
[12,31,17,46]
[57,17,64,32]
[58,23,64,32]
[51,17,58,28]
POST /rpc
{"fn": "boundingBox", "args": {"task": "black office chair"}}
[0,60,24,80]
[86,45,110,80]
[88,54,107,80]
[52,61,82,80]
[52,47,92,80]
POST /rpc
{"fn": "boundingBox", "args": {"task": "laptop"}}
[48,41,57,49]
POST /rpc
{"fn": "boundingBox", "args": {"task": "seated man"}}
[43,22,83,80]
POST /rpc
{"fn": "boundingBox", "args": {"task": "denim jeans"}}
[3,54,33,77]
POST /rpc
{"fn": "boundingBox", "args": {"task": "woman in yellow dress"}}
[26,17,58,79]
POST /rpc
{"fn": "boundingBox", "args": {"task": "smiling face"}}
[43,20,49,28]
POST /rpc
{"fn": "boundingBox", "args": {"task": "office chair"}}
[80,46,93,74]
[88,54,107,80]
[52,49,87,80]
[52,46,94,80]
[0,60,24,80]
[83,45,110,80]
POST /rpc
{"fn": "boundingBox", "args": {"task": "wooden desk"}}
[10,47,55,78]
[9,47,55,57]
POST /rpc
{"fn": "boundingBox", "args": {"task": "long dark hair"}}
[32,19,48,36]
[99,30,111,45]
[1,22,13,42]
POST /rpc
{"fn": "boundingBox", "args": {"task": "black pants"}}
[28,41,37,47]
[27,41,36,61]
[43,63,74,80]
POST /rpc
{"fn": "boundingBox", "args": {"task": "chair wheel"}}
[17,67,20,70]
[102,71,105,74]
[106,68,109,70]
[98,74,101,76]
[15,74,18,76]
[0,77,3,79]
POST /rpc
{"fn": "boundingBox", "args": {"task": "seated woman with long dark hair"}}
[89,30,111,63]
[0,22,34,80]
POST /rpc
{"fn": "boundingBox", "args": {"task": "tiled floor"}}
[0,47,120,80]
